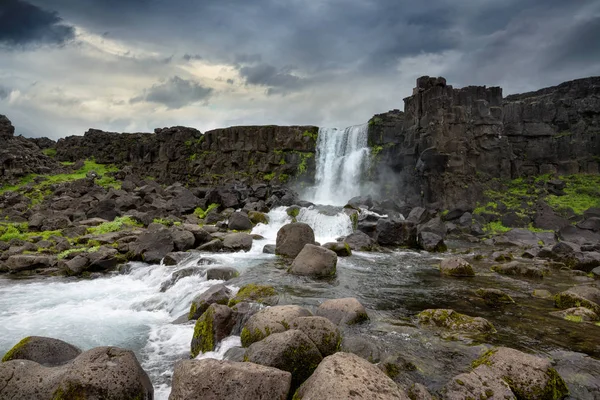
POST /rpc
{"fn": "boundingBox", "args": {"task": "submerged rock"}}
[169,359,291,400]
[322,241,352,256]
[554,285,600,314]
[492,261,548,279]
[440,257,475,277]
[417,309,496,334]
[475,288,515,307]
[206,266,239,281]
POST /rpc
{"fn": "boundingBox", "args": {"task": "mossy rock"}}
[248,211,270,225]
[475,288,515,307]
[228,283,278,307]
[417,309,496,334]
[554,289,600,315]
[1,337,32,362]
[191,304,234,358]
[440,257,475,277]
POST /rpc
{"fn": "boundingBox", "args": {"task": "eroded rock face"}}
[169,359,291,400]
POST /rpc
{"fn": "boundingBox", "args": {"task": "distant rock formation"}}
[368,76,600,207]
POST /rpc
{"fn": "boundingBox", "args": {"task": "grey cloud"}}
[0,0,75,47]
[0,86,10,99]
[183,54,203,61]
[226,79,234,85]
[130,76,213,109]
[544,16,600,70]
[238,63,305,94]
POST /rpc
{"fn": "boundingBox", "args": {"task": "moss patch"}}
[2,336,31,362]
[87,216,141,235]
[191,307,215,357]
[229,283,277,307]
[193,203,220,219]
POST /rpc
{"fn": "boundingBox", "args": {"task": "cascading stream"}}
[309,124,371,206]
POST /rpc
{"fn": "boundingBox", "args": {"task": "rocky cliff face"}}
[368,76,600,208]
[55,125,318,187]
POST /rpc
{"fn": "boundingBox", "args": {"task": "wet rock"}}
[169,358,291,400]
[245,329,323,390]
[550,307,598,322]
[418,216,447,238]
[293,352,409,400]
[6,255,54,273]
[1,336,81,366]
[0,346,153,400]
[223,346,246,362]
[228,283,278,307]
[442,364,515,400]
[532,289,553,299]
[492,250,514,262]
[554,285,600,314]
[131,229,175,264]
[198,239,224,252]
[418,231,447,252]
[263,244,276,254]
[492,261,548,279]
[290,244,337,277]
[206,266,239,281]
[375,219,418,247]
[160,267,203,292]
[440,257,475,277]
[417,309,496,334]
[230,302,262,335]
[248,211,269,225]
[190,304,235,357]
[475,288,515,307]
[241,305,312,347]
[316,298,369,326]
[344,231,374,251]
[522,247,540,259]
[188,284,232,320]
[222,232,253,252]
[228,211,253,231]
[163,252,192,266]
[322,241,352,256]
[340,335,382,363]
[290,316,342,357]
[276,222,316,258]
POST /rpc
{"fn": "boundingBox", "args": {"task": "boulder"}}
[188,284,232,320]
[181,224,212,247]
[577,217,600,232]
[222,232,253,252]
[322,242,352,256]
[228,212,253,231]
[558,225,600,246]
[554,285,600,314]
[340,335,382,363]
[248,211,269,225]
[408,383,433,400]
[241,305,312,347]
[198,239,224,252]
[6,255,54,273]
[492,261,548,279]
[86,246,120,271]
[343,231,374,251]
[289,244,337,277]
[191,304,235,357]
[228,283,278,307]
[1,336,81,366]
[60,255,90,275]
[263,244,276,254]
[289,316,341,357]
[550,307,598,322]
[418,231,447,252]
[406,207,429,224]
[293,352,409,400]
[475,288,515,307]
[170,228,196,251]
[375,219,417,247]
[418,216,447,238]
[276,223,315,258]
[442,364,516,400]
[440,257,475,277]
[417,309,496,334]
[163,252,192,266]
[206,266,239,281]
[132,229,175,263]
[245,329,323,389]
[169,359,291,400]
[316,298,369,326]
[0,346,153,400]
[160,267,203,292]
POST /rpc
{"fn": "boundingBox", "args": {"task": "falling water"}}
[309,124,371,206]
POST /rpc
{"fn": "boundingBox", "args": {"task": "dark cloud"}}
[226,79,234,85]
[0,86,10,99]
[0,0,75,47]
[182,54,203,61]
[544,16,600,70]
[238,63,305,94]
[130,76,213,109]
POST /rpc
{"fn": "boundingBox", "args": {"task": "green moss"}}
[42,148,57,158]
[2,336,31,362]
[188,302,198,320]
[564,315,583,323]
[57,248,87,260]
[368,116,383,126]
[371,145,383,157]
[287,208,300,218]
[483,221,512,235]
[193,203,220,219]
[279,174,290,183]
[152,218,176,226]
[52,383,87,400]
[546,174,600,215]
[263,172,276,181]
[297,152,314,175]
[555,292,600,314]
[240,326,268,347]
[191,307,215,357]
[350,212,358,230]
[384,363,400,379]
[302,129,318,142]
[228,283,277,307]
[471,348,498,369]
[87,216,141,235]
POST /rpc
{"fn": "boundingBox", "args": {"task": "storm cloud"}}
[131,76,213,109]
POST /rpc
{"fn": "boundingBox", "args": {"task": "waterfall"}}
[309,124,370,206]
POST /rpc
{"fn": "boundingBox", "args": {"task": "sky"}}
[0,0,599,139]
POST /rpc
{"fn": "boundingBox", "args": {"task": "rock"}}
[592,266,600,278]
[322,242,352,256]
[343,231,374,251]
[188,284,232,320]
[263,244,276,254]
[222,232,253,252]
[181,224,212,247]
[346,195,373,209]
[558,225,600,246]
[6,255,54,273]
[198,239,224,252]
[206,266,239,281]
[160,267,203,292]
[191,304,235,357]
[241,305,312,347]
[223,346,246,362]
[442,364,516,400]
[532,289,553,299]
[375,219,418,247]
[492,261,548,279]
[228,283,278,307]
[132,229,175,264]
[1,336,81,366]
[408,383,433,400]
[550,307,598,322]
[163,252,192,266]
[316,298,369,326]
[289,244,337,277]
[340,335,382,363]
[468,347,569,399]
[0,346,153,399]
[229,302,262,335]
[440,257,475,277]
[275,223,315,258]
[245,329,323,389]
[417,309,496,334]
[169,359,291,400]
[228,212,253,231]
[418,216,447,238]
[289,316,341,357]
[86,246,120,271]
[475,288,515,307]
[554,285,600,314]
[87,199,118,221]
[171,228,196,251]
[293,352,409,400]
[577,217,600,232]
[407,207,429,224]
[443,207,470,221]
[248,211,269,225]
[418,231,447,252]
[60,255,89,275]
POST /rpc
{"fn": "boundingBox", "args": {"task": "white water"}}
[308,124,371,206]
